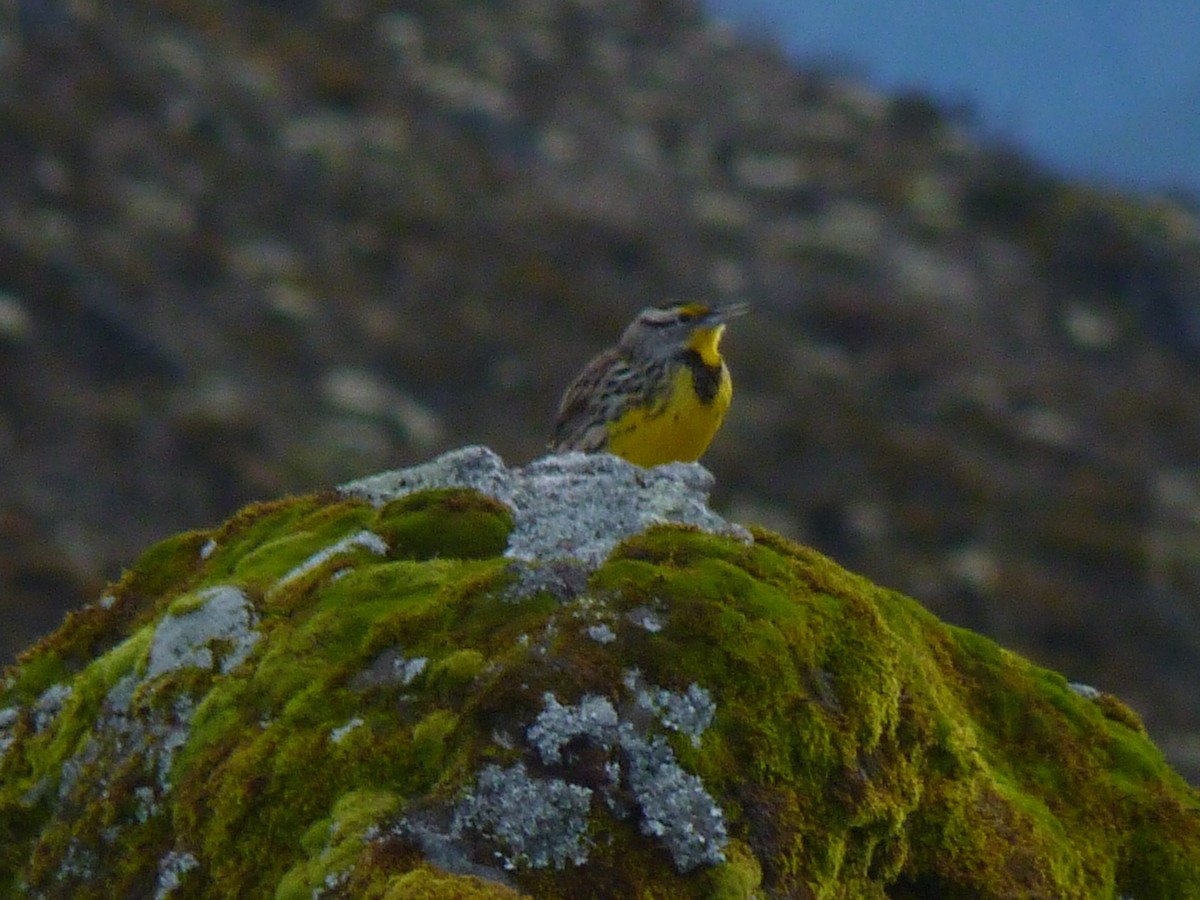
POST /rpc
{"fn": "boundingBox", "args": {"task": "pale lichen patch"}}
[451,762,594,870]
[0,706,17,759]
[625,671,716,748]
[154,850,199,899]
[146,585,259,678]
[330,717,365,744]
[33,683,72,733]
[585,623,616,644]
[522,687,726,872]
[272,529,388,594]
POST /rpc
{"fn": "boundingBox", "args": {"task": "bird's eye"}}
[677,311,695,323]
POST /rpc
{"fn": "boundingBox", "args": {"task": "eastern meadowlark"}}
[550,302,749,467]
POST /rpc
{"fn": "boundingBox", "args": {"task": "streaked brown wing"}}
[550,347,628,452]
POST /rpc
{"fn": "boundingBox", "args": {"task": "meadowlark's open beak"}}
[706,302,751,326]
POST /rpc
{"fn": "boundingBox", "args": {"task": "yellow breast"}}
[605,363,733,467]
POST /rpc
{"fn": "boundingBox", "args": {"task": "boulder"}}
[1,448,1197,898]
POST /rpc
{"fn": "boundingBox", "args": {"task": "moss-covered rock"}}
[1,447,1197,898]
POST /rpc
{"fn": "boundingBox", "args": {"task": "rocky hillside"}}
[2,0,1200,778]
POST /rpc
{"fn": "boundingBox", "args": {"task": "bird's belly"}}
[606,366,732,467]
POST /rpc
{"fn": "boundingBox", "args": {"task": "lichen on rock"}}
[341,445,751,566]
[145,585,260,678]
[1,447,1198,898]
[451,761,595,870]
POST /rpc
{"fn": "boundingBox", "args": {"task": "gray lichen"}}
[33,682,72,733]
[154,850,199,899]
[329,717,365,744]
[626,606,665,633]
[451,762,594,870]
[1069,681,1102,700]
[527,693,621,765]
[350,646,428,690]
[0,706,17,759]
[626,671,716,748]
[145,585,259,678]
[519,684,727,873]
[503,558,591,604]
[619,730,728,871]
[586,622,617,644]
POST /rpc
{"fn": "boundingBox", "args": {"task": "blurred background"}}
[1,0,1199,780]
[706,0,1200,195]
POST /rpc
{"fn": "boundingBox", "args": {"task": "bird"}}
[550,301,749,467]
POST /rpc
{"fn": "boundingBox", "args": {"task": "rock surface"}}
[2,449,1198,898]
[341,446,751,566]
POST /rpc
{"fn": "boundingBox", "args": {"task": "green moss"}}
[411,709,459,776]
[2,490,1198,898]
[1095,692,1146,732]
[275,790,405,900]
[4,649,71,705]
[378,867,528,899]
[428,649,486,696]
[227,503,376,593]
[701,840,763,899]
[373,489,513,561]
[201,495,340,582]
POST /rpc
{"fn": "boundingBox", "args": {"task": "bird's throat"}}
[686,324,725,367]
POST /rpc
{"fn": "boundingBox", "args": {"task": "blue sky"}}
[703,0,1199,197]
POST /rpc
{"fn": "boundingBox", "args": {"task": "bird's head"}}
[620,302,750,365]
